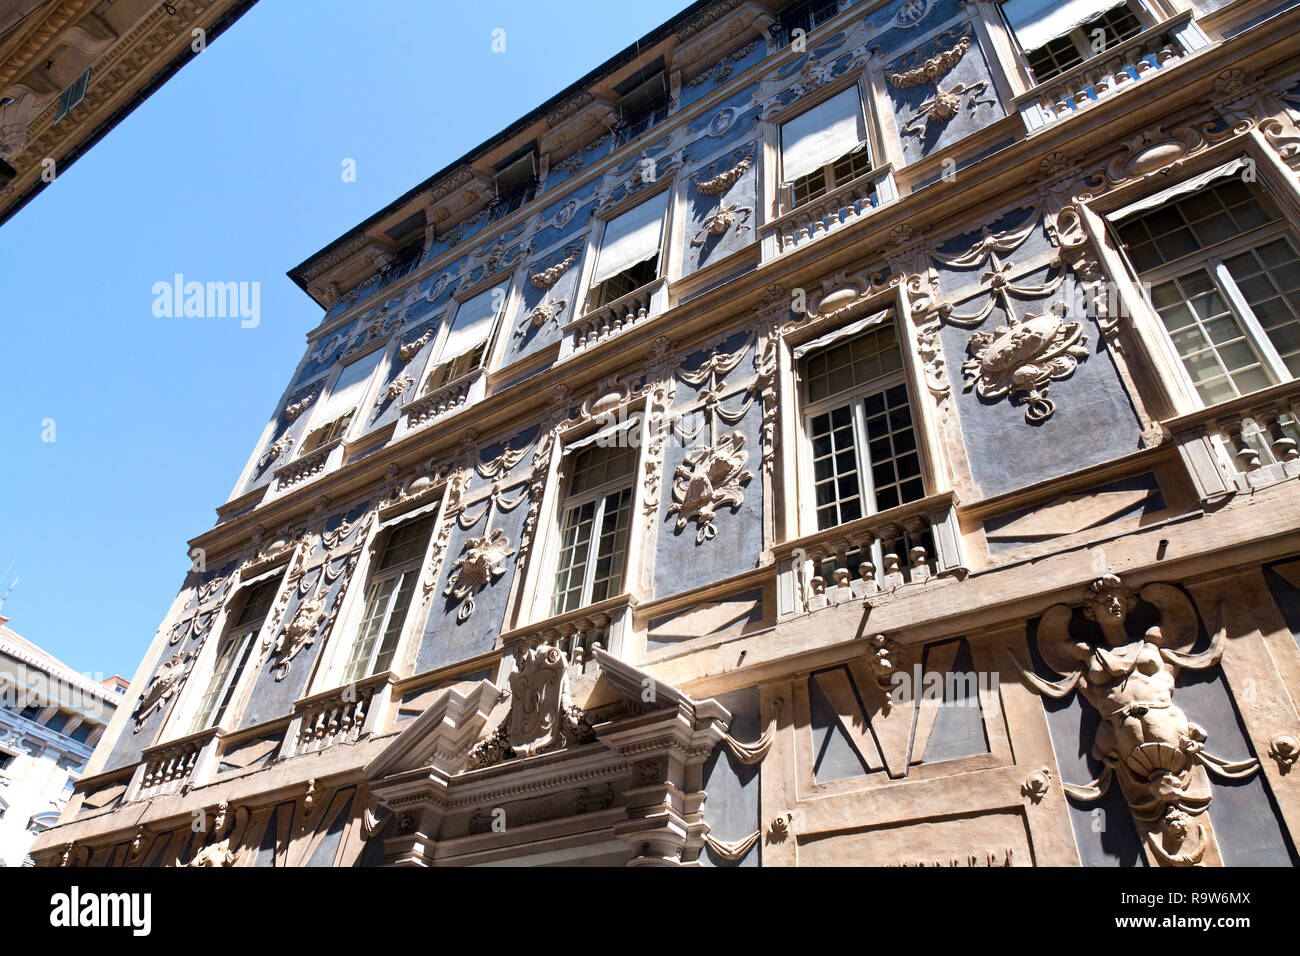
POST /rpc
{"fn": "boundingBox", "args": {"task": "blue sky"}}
[0,0,687,679]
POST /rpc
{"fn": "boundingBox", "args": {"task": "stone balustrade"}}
[1015,12,1209,131]
[775,492,964,615]
[763,165,896,255]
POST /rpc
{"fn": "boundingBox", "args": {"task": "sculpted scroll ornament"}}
[444,527,514,622]
[962,301,1089,423]
[668,431,753,543]
[1017,575,1261,866]
[132,649,195,731]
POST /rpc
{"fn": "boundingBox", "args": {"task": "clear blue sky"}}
[0,0,687,680]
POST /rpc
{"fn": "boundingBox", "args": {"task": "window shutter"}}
[440,280,510,361]
[1110,158,1251,222]
[312,348,383,426]
[792,310,891,360]
[1000,0,1130,52]
[780,86,867,184]
[591,191,670,285]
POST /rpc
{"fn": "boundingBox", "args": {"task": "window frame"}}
[997,0,1153,87]
[791,312,932,537]
[1109,174,1300,406]
[164,567,287,741]
[318,508,440,691]
[188,581,274,734]
[530,420,643,623]
[422,278,514,394]
[295,344,387,459]
[765,75,883,219]
[584,187,674,314]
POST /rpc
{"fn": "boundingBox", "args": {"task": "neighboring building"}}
[31,0,1300,867]
[0,0,257,226]
[0,617,124,866]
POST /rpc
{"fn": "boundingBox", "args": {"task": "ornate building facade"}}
[32,0,1300,867]
[0,0,256,225]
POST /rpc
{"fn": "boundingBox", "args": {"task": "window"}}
[779,85,871,210]
[54,68,91,123]
[798,316,924,530]
[426,281,510,392]
[338,513,437,684]
[377,241,423,287]
[488,152,538,223]
[1115,177,1300,406]
[300,348,384,454]
[1001,0,1146,84]
[550,441,637,616]
[191,576,280,732]
[614,70,671,147]
[588,192,670,309]
[772,0,841,47]
[0,751,14,771]
[68,723,93,745]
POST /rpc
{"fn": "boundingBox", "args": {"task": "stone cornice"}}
[0,0,254,224]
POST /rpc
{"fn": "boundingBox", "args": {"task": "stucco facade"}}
[32,0,1300,867]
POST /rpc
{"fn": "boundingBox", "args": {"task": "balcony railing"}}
[564,277,668,355]
[763,165,897,255]
[500,593,635,674]
[131,728,221,800]
[774,492,965,616]
[286,672,392,757]
[401,374,475,428]
[1014,12,1210,131]
[273,440,339,491]
[1167,379,1300,501]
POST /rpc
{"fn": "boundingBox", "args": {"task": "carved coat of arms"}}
[507,644,569,757]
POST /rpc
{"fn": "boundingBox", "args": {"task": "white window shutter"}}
[1001,0,1130,52]
[440,280,510,360]
[591,191,670,285]
[780,86,867,184]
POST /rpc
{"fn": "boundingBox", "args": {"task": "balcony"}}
[1014,11,1210,132]
[1166,379,1300,502]
[762,164,897,256]
[129,727,222,800]
[773,492,966,616]
[400,373,476,429]
[563,277,669,356]
[285,672,393,757]
[273,439,340,491]
[500,593,636,674]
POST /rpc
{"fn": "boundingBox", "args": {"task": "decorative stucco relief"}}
[264,510,376,680]
[132,649,195,731]
[444,527,514,623]
[669,431,754,543]
[1017,575,1262,867]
